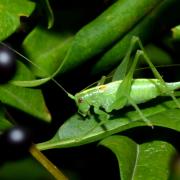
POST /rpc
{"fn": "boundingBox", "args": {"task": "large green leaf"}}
[0,0,35,40]
[99,135,176,180]
[57,0,162,74]
[37,98,180,150]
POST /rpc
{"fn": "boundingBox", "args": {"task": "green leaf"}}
[11,60,51,87]
[99,135,176,180]
[0,84,51,122]
[23,26,73,77]
[37,98,180,150]
[0,0,35,40]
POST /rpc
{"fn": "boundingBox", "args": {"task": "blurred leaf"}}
[143,44,172,65]
[4,61,51,122]
[0,157,54,179]
[0,84,51,122]
[23,26,73,77]
[10,60,50,87]
[172,25,180,41]
[58,0,162,74]
[169,154,180,180]
[99,135,176,180]
[40,0,54,29]
[11,61,35,81]
[0,0,35,40]
[91,0,180,75]
[0,107,12,131]
[37,98,180,150]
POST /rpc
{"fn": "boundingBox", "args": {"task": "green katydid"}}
[1,36,180,130]
[68,36,180,129]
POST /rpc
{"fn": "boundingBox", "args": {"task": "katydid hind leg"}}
[110,36,144,111]
[111,36,179,128]
[109,50,143,112]
[109,49,154,126]
[109,37,157,126]
[112,36,139,81]
[135,37,180,108]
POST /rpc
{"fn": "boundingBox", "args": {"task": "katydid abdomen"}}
[75,79,180,115]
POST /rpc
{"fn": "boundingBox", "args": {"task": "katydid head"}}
[74,94,90,117]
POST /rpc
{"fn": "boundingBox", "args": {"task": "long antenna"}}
[0,41,73,98]
[0,41,179,98]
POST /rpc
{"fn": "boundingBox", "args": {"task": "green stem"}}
[29,144,68,180]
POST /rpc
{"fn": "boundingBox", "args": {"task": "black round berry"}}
[0,45,17,84]
[0,126,32,160]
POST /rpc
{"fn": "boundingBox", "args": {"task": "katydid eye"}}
[0,45,17,84]
[0,126,32,160]
[78,98,83,103]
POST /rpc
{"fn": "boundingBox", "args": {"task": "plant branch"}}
[29,144,68,180]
